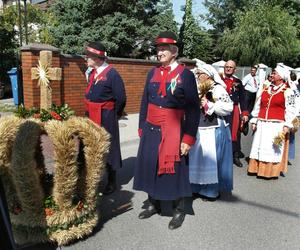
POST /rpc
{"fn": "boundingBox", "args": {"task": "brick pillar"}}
[21,43,62,109]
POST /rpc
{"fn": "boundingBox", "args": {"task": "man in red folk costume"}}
[133,31,200,230]
[222,60,249,167]
[84,42,126,195]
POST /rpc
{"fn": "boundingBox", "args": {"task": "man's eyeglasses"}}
[225,66,235,69]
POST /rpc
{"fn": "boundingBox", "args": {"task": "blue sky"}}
[171,0,209,28]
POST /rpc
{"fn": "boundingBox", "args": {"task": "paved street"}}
[24,130,300,250]
[1,101,299,250]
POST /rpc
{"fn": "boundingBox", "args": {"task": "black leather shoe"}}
[168,198,185,230]
[138,205,159,219]
[233,157,243,167]
[168,212,185,230]
[238,151,245,158]
[139,197,160,219]
[233,152,243,167]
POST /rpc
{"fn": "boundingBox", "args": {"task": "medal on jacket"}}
[168,74,179,95]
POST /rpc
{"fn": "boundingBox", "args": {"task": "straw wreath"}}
[0,115,110,246]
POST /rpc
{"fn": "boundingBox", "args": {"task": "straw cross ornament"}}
[31,51,62,110]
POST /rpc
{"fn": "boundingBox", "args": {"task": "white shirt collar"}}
[95,62,109,76]
[169,61,179,71]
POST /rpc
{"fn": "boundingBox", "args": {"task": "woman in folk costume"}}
[189,64,233,201]
[84,41,126,194]
[248,65,297,178]
[133,31,200,230]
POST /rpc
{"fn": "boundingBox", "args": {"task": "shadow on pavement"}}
[91,156,136,235]
[219,193,240,202]
[94,189,134,233]
[218,194,299,218]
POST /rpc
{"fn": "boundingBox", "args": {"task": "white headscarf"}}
[197,64,226,88]
[275,64,290,82]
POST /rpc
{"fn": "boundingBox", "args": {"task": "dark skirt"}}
[133,121,192,201]
[101,109,122,169]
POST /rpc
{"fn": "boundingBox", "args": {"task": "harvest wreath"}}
[0,107,110,246]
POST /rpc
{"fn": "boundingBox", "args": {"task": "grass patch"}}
[0,104,17,113]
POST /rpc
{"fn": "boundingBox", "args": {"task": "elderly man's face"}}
[85,55,104,68]
[224,61,236,76]
[156,44,177,65]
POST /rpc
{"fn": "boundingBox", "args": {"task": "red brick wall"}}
[21,45,196,115]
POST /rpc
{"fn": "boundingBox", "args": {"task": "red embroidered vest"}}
[258,83,288,121]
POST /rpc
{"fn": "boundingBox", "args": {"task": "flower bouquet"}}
[15,104,75,122]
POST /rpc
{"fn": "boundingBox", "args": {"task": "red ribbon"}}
[157,66,171,97]
[231,104,240,141]
[156,38,177,44]
[86,47,106,56]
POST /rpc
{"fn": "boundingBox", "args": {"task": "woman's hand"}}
[251,123,257,132]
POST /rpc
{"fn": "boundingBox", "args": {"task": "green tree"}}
[0,3,55,87]
[270,0,300,34]
[49,0,177,58]
[203,0,248,36]
[2,3,53,45]
[152,0,177,32]
[0,15,17,85]
[218,4,300,66]
[204,0,300,37]
[49,0,96,54]
[179,0,213,61]
[141,0,178,58]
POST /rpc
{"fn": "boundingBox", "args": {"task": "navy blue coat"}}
[133,64,200,200]
[222,76,249,152]
[85,66,126,169]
